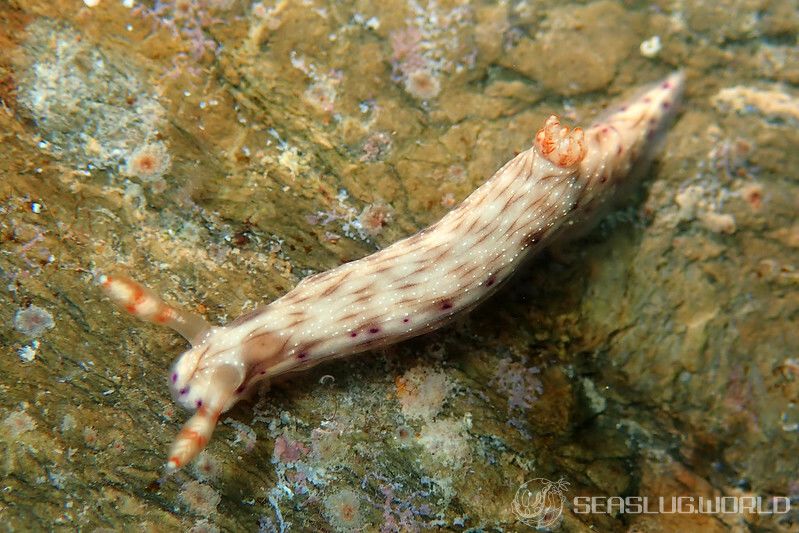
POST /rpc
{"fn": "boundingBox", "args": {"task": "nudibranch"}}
[101,72,685,472]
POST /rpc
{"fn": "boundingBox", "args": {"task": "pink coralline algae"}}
[133,0,224,61]
[2,409,37,438]
[272,433,309,463]
[323,488,364,532]
[387,4,473,101]
[179,480,221,517]
[403,69,441,100]
[395,366,452,421]
[191,452,221,481]
[303,72,343,114]
[389,27,441,101]
[491,357,544,413]
[370,476,436,532]
[13,305,54,338]
[123,141,172,181]
[359,131,392,162]
[357,202,394,237]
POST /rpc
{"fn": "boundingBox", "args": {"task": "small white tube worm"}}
[102,72,685,472]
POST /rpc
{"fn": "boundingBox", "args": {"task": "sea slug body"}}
[101,72,685,472]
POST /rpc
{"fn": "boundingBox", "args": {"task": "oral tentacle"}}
[165,406,220,473]
[99,274,211,345]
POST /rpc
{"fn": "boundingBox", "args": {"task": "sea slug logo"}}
[572,495,791,515]
[511,477,790,528]
[512,477,569,529]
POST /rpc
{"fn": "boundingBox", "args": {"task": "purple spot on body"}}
[403,318,410,323]
[662,81,672,89]
[298,351,308,360]
[486,276,496,287]
[620,105,628,111]
[369,327,380,334]
[662,101,671,110]
[260,370,266,375]
[350,331,358,337]
[195,399,203,408]
[171,373,178,383]
[441,301,453,310]
[179,387,189,396]
[236,385,245,394]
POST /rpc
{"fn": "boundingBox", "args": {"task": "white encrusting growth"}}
[102,72,685,472]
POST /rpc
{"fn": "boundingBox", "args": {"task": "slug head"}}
[169,327,247,415]
[163,328,252,472]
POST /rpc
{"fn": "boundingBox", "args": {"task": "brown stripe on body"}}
[286,309,306,318]
[462,215,485,236]
[423,241,450,256]
[471,228,496,248]
[371,262,396,275]
[429,246,453,263]
[483,154,531,204]
[396,295,422,306]
[228,306,268,327]
[319,282,341,297]
[474,215,502,239]
[351,290,377,305]
[500,196,547,239]
[521,227,548,248]
[440,205,472,231]
[502,189,527,210]
[451,260,483,279]
[241,330,290,366]
[480,158,519,201]
[281,292,313,305]
[286,316,307,328]
[409,263,430,276]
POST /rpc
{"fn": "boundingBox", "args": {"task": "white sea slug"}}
[101,72,685,472]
